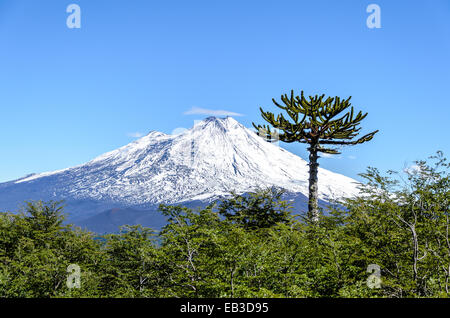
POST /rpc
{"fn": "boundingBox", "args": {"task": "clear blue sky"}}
[0,0,449,183]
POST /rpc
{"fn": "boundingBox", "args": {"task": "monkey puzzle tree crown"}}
[253,90,379,223]
[253,90,379,154]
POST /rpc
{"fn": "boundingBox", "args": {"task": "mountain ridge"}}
[0,116,360,230]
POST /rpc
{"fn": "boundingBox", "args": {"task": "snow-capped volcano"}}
[0,117,360,229]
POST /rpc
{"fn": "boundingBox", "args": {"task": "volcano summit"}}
[0,117,360,232]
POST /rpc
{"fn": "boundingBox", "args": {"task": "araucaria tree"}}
[253,90,378,222]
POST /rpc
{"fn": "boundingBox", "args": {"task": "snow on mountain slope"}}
[0,117,360,214]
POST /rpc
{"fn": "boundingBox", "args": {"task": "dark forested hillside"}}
[0,153,448,298]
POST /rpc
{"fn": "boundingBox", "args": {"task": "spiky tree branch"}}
[253,90,378,222]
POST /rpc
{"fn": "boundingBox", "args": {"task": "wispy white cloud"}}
[127,132,144,138]
[403,164,421,174]
[348,155,357,160]
[321,153,343,159]
[321,153,334,158]
[184,107,244,117]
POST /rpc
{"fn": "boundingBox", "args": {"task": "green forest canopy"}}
[0,152,448,298]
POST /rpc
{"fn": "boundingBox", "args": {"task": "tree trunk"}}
[230,267,235,298]
[308,144,320,223]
